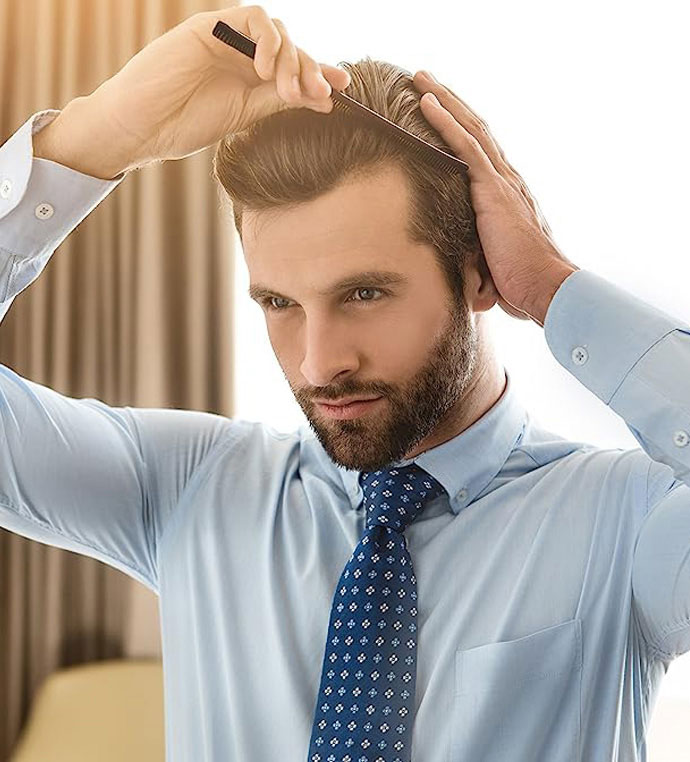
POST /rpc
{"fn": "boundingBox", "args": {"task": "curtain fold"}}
[0,0,237,756]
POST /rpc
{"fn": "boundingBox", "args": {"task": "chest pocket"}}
[451,618,582,762]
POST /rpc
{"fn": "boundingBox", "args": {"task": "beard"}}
[289,294,479,473]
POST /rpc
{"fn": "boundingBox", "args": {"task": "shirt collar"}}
[332,367,528,515]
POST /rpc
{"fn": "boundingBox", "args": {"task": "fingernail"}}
[425,93,441,107]
[292,75,301,94]
[422,70,438,83]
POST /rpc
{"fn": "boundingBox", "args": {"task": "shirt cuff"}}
[0,109,126,259]
[543,268,685,405]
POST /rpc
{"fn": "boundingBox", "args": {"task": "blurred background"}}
[0,0,688,759]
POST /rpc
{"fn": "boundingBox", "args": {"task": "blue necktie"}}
[307,464,447,762]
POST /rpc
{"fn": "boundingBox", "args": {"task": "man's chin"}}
[308,421,395,469]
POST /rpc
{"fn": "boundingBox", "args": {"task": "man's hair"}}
[211,57,481,310]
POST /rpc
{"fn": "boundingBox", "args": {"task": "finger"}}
[243,6,283,81]
[416,78,553,238]
[305,62,353,112]
[419,92,497,180]
[294,49,332,102]
[414,72,511,175]
[413,72,502,165]
[420,91,557,248]
[413,71,536,202]
[283,50,352,114]
[271,18,302,103]
[319,63,352,92]
[299,56,352,99]
[416,73,547,225]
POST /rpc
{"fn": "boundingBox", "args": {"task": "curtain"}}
[0,0,237,756]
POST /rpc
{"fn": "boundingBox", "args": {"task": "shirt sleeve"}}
[0,109,127,322]
[543,268,690,659]
[0,110,235,594]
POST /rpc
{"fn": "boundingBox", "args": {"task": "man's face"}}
[242,163,479,473]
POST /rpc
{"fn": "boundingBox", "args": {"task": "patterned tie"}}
[307,464,447,762]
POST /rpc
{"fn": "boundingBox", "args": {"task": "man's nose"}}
[298,318,361,388]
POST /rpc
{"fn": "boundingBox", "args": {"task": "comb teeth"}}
[211,19,468,175]
[330,90,469,175]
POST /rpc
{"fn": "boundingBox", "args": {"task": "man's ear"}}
[465,246,499,313]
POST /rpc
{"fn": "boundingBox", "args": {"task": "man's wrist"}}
[33,95,135,181]
[523,261,580,328]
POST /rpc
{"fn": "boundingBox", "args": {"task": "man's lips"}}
[315,397,385,420]
[314,396,382,407]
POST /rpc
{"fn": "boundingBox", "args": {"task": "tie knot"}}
[358,463,447,533]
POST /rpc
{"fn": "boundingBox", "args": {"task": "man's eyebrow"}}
[248,270,408,301]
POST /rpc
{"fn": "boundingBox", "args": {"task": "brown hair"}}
[211,57,481,310]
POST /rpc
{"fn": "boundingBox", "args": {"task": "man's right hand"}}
[34,5,351,180]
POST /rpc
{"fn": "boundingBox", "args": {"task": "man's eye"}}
[264,296,291,311]
[350,287,384,304]
[262,288,386,312]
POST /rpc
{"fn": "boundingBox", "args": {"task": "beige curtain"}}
[0,0,237,756]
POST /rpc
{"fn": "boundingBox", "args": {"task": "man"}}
[0,5,686,761]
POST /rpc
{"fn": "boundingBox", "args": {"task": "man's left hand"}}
[413,70,579,327]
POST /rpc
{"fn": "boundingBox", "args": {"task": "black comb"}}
[211,20,470,175]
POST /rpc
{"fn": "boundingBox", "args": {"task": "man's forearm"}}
[33,95,133,181]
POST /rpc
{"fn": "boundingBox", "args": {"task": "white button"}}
[0,178,12,199]
[571,346,589,365]
[457,488,468,501]
[35,202,54,220]
[673,430,689,447]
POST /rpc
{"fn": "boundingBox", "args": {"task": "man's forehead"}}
[241,162,413,256]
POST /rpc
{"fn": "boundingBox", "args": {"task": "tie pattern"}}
[307,464,447,762]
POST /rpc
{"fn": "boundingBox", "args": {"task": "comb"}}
[211,20,469,175]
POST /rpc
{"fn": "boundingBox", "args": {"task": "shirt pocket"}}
[451,618,582,762]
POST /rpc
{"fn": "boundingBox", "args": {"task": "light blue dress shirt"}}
[0,110,688,762]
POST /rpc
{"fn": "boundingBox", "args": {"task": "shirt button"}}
[0,178,12,199]
[673,430,689,447]
[35,202,54,220]
[571,346,589,365]
[457,488,468,501]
